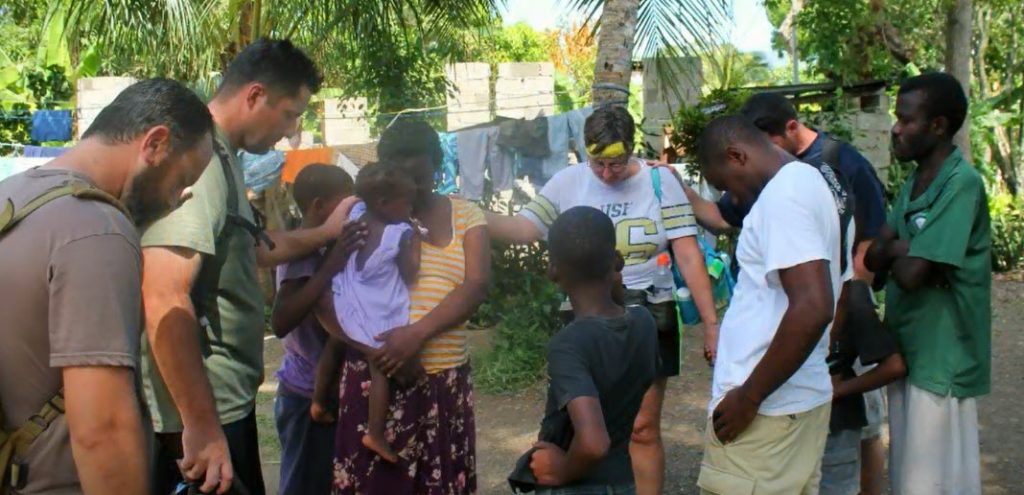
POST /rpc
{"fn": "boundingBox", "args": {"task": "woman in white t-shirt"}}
[485,106,718,494]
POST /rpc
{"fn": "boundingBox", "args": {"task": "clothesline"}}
[12,88,583,110]
[1,89,583,122]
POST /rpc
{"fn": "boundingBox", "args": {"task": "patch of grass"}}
[473,277,562,394]
[255,390,281,463]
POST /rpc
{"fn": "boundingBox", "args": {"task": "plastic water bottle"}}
[649,253,675,304]
[676,286,701,325]
[707,257,726,280]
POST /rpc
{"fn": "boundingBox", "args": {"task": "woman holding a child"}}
[485,106,719,495]
[329,120,491,494]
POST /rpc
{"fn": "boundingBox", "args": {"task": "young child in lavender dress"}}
[320,161,422,463]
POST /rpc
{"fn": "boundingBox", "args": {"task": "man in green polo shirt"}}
[140,40,363,495]
[867,72,990,495]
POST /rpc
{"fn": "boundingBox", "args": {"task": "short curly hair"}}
[898,72,969,137]
[377,119,442,173]
[355,161,417,208]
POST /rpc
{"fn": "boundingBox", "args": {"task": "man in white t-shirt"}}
[694,115,851,495]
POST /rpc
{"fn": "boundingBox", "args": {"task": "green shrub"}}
[473,277,561,394]
[989,191,1024,272]
[472,184,562,394]
[669,88,750,173]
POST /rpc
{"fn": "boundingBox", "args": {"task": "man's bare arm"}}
[64,366,148,494]
[142,246,233,494]
[681,182,734,234]
[257,196,361,267]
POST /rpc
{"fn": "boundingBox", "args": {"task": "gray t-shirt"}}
[0,168,141,495]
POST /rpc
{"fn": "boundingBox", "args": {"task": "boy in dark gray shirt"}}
[510,206,659,494]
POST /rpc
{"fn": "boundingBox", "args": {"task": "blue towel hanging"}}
[24,145,69,158]
[30,110,73,142]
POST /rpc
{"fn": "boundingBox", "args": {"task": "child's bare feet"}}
[362,433,398,463]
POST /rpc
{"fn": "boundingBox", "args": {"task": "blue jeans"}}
[820,429,862,495]
[274,384,336,495]
[535,484,636,495]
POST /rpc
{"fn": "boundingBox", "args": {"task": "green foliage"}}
[0,104,29,154]
[13,0,500,113]
[567,0,731,72]
[669,88,750,168]
[989,191,1024,272]
[1,64,72,154]
[548,22,596,111]
[883,160,913,203]
[765,0,946,83]
[701,44,775,92]
[472,277,561,393]
[472,186,562,394]
[799,90,857,142]
[462,21,550,63]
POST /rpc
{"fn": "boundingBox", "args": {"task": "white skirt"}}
[887,378,981,495]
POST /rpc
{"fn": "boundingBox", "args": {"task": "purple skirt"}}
[332,348,476,494]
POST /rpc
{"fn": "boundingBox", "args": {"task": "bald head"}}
[697,115,775,170]
[697,115,787,206]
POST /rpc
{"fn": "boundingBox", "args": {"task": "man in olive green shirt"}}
[141,40,364,495]
[867,72,990,495]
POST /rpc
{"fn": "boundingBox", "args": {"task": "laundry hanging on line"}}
[30,110,73,143]
[436,132,459,195]
[240,150,285,193]
[24,145,69,158]
[540,113,570,182]
[457,126,514,201]
[566,106,594,162]
[442,105,595,198]
[496,116,550,158]
[280,147,334,184]
[336,153,361,182]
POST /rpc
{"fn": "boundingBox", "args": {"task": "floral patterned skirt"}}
[332,348,476,495]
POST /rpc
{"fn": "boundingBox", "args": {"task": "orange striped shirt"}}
[412,199,486,373]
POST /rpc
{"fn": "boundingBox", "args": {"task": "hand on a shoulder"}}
[321,221,367,274]
[322,195,362,236]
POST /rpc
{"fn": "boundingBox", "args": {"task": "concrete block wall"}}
[842,94,893,182]
[642,58,702,154]
[446,63,492,131]
[321,97,371,146]
[76,77,137,138]
[494,62,555,120]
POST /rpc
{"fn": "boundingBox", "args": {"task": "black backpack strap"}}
[815,163,854,276]
[822,135,843,171]
[814,136,855,275]
[210,140,275,250]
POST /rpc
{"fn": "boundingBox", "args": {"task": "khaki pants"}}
[698,402,831,495]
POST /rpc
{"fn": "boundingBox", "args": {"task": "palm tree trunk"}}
[945,0,972,157]
[592,0,639,106]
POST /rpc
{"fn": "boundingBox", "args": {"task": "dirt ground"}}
[258,279,1024,494]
